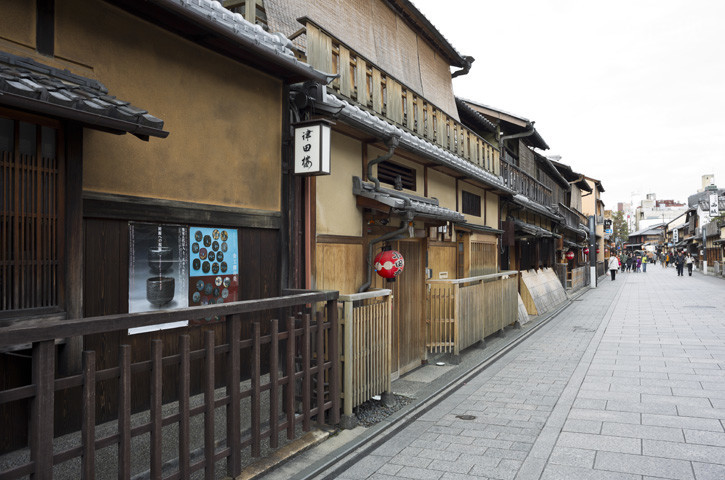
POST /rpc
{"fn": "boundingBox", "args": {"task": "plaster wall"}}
[0,1,35,48]
[427,169,456,213]
[316,132,364,236]
[49,0,283,211]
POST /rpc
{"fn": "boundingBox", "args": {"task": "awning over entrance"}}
[0,51,168,140]
[353,177,465,223]
[457,223,504,235]
[513,219,561,239]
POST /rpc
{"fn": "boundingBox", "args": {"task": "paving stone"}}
[556,432,641,454]
[684,429,725,447]
[691,461,725,480]
[594,451,694,479]
[642,413,724,432]
[540,463,641,479]
[548,446,596,468]
[643,438,725,464]
[600,422,684,442]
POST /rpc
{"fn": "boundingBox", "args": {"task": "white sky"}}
[411,0,725,208]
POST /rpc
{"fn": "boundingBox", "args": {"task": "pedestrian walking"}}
[608,254,620,281]
[686,253,694,276]
[636,255,642,272]
[665,252,670,267]
[620,252,628,273]
[642,254,648,272]
[675,251,685,276]
[660,252,666,268]
[626,255,633,272]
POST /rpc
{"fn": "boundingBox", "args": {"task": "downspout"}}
[368,135,401,192]
[451,56,475,79]
[499,122,536,161]
[358,213,415,293]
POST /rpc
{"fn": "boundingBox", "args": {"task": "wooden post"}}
[453,283,460,356]
[81,351,96,480]
[204,331,215,477]
[226,315,241,476]
[328,299,340,425]
[118,345,131,480]
[178,336,190,479]
[150,340,163,479]
[30,340,54,479]
[343,300,353,418]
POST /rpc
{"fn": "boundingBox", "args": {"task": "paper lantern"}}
[583,247,589,255]
[565,250,575,260]
[374,249,405,279]
[596,247,600,254]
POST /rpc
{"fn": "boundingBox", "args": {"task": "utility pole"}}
[589,215,597,288]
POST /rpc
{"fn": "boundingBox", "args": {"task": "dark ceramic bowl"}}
[146,276,175,306]
[148,246,173,274]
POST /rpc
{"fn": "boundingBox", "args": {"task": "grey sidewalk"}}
[318,265,725,480]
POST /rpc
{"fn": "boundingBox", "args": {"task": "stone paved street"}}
[329,265,725,480]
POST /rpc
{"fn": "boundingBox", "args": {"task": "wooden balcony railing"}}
[303,20,499,176]
[0,291,339,479]
[426,271,518,356]
[339,289,392,423]
[500,156,552,206]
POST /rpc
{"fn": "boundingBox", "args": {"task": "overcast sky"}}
[411,0,725,208]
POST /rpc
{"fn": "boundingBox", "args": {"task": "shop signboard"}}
[710,194,719,216]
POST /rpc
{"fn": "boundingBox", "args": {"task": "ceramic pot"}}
[146,276,175,306]
[148,246,173,274]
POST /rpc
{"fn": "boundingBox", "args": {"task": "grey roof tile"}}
[0,50,167,138]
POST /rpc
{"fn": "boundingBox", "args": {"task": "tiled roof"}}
[353,177,465,223]
[0,51,167,139]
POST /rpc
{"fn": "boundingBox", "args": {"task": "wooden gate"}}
[390,239,424,376]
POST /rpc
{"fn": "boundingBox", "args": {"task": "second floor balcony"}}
[499,156,552,207]
[301,19,499,177]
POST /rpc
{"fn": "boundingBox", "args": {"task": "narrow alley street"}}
[324,265,725,480]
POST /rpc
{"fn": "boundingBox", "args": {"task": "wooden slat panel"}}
[339,46,351,98]
[372,69,383,115]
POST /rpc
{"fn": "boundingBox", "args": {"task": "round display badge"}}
[221,288,229,299]
[199,248,207,260]
[195,230,203,242]
[220,262,228,273]
[215,276,222,287]
[216,252,224,262]
[212,229,220,240]
[208,251,216,262]
[223,277,231,287]
[204,283,213,295]
[212,241,219,251]
[192,243,199,254]
[203,235,212,247]
[202,261,210,273]
[221,242,228,252]
[212,263,219,274]
[192,291,201,303]
[196,279,205,291]
[193,258,201,270]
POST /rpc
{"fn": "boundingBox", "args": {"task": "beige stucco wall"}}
[581,180,598,216]
[486,193,500,229]
[0,1,35,49]
[316,132,363,236]
[427,169,456,213]
[47,0,283,211]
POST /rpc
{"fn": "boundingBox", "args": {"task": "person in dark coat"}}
[674,251,686,276]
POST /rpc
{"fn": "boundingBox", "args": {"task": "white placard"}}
[710,194,719,216]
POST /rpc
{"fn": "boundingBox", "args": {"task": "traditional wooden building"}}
[0,0,340,474]
[581,176,607,277]
[257,0,518,379]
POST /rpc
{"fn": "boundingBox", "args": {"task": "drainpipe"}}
[358,213,415,293]
[368,135,400,192]
[499,122,536,162]
[451,56,475,79]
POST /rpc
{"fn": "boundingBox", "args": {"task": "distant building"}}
[634,193,688,231]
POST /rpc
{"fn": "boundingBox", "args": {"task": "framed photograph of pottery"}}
[188,226,239,324]
[128,222,189,334]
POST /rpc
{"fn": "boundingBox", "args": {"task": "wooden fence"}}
[338,290,392,421]
[570,266,588,290]
[426,272,518,356]
[0,291,339,479]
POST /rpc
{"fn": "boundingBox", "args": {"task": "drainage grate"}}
[456,415,476,421]
[573,326,595,332]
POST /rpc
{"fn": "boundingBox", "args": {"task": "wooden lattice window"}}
[0,114,63,313]
[461,190,481,217]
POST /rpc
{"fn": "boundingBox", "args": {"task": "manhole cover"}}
[456,415,476,421]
